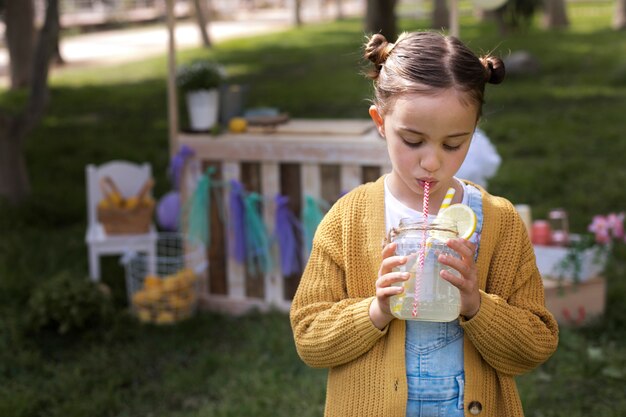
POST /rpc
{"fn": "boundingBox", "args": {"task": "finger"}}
[381,242,397,259]
[379,255,408,275]
[446,238,476,258]
[439,268,468,289]
[440,268,479,295]
[377,271,409,288]
[378,285,404,297]
[437,252,465,272]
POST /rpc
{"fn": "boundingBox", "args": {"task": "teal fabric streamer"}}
[302,195,328,255]
[244,192,273,275]
[184,166,215,246]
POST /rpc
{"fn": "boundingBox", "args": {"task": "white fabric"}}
[456,128,501,188]
[384,176,469,231]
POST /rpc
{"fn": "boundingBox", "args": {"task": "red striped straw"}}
[412,181,430,317]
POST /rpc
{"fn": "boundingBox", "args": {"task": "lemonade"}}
[389,219,462,322]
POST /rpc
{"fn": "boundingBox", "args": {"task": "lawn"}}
[1,3,626,416]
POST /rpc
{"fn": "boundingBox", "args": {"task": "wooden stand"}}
[179,119,390,315]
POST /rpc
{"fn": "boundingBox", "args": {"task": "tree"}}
[365,0,398,40]
[335,0,345,20]
[615,0,626,29]
[432,0,450,30]
[291,0,303,26]
[0,0,59,204]
[543,0,569,29]
[51,1,65,65]
[192,0,212,47]
[5,0,35,90]
[480,0,541,34]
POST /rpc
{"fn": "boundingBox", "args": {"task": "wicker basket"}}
[124,233,207,325]
[97,176,155,234]
[98,204,154,234]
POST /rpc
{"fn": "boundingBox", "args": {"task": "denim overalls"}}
[405,184,484,417]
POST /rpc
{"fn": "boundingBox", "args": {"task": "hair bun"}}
[481,56,506,85]
[364,34,392,80]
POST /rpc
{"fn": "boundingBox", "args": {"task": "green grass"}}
[2,4,626,416]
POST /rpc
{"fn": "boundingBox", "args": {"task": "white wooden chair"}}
[85,160,158,281]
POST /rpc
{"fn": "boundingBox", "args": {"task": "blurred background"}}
[0,0,625,416]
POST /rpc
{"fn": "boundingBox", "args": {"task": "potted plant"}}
[176,60,225,131]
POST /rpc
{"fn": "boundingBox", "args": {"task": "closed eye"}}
[443,144,462,151]
[402,139,423,148]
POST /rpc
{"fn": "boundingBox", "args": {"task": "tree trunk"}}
[6,0,35,90]
[0,0,59,204]
[365,0,398,40]
[292,0,303,26]
[432,0,449,30]
[543,0,569,29]
[192,0,212,47]
[479,8,508,35]
[336,0,345,20]
[0,125,31,204]
[52,2,65,65]
[615,0,626,30]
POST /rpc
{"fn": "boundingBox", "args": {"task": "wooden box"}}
[543,276,606,326]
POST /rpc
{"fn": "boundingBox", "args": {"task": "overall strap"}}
[464,183,484,262]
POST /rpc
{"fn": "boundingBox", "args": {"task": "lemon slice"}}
[436,203,477,240]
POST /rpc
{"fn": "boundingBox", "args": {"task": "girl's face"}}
[369,89,478,211]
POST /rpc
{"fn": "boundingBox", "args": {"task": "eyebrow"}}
[398,126,473,138]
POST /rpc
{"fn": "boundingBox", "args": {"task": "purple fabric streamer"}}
[229,179,247,264]
[169,145,195,190]
[275,194,304,276]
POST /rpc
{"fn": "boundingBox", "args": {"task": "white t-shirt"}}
[384,175,469,232]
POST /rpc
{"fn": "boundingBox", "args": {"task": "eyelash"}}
[402,139,461,151]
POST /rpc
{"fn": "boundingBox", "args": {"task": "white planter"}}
[186,89,219,131]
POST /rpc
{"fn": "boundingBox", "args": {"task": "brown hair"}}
[364,31,505,118]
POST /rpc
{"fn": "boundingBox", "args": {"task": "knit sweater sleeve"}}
[460,195,559,376]
[289,191,387,369]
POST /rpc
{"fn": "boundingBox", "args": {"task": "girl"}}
[290,31,558,417]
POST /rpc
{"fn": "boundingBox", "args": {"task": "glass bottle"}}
[548,208,570,247]
[388,218,461,322]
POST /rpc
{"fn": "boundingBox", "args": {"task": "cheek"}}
[449,150,470,172]
[389,144,417,170]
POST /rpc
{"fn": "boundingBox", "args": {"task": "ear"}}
[369,105,385,138]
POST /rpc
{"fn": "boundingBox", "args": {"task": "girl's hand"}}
[438,238,481,319]
[369,242,409,330]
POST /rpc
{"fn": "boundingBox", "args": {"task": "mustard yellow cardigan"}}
[290,176,559,417]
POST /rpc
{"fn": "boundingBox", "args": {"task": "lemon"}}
[436,203,477,240]
[228,117,248,133]
[97,199,111,209]
[155,311,176,324]
[137,308,152,323]
[125,196,140,210]
[143,275,162,290]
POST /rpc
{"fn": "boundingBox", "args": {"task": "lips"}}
[417,179,437,189]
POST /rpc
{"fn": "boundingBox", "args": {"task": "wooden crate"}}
[543,276,606,326]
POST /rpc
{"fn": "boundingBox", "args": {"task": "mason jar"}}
[389,218,461,322]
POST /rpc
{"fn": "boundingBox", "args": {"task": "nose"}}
[420,147,441,173]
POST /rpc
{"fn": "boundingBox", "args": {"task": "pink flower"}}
[589,212,626,244]
[607,212,625,240]
[589,215,611,244]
